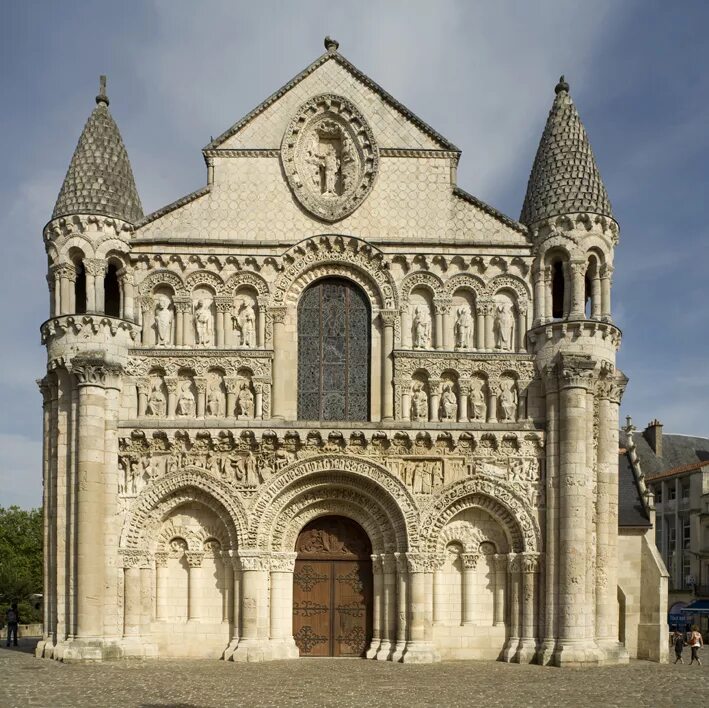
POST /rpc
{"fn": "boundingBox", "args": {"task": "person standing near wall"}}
[689,625,703,666]
[5,603,19,647]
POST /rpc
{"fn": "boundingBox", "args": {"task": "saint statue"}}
[440,385,457,422]
[454,306,473,349]
[499,379,518,421]
[234,303,256,348]
[494,302,514,351]
[146,382,166,417]
[237,383,255,419]
[470,379,487,421]
[194,299,213,346]
[206,384,222,417]
[154,300,173,346]
[412,305,431,349]
[176,382,195,417]
[411,384,428,421]
[322,143,340,195]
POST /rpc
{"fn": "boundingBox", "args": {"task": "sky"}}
[1,0,708,508]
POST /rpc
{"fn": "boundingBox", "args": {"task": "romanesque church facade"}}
[37,39,667,665]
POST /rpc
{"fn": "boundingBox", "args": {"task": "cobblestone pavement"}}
[1,639,708,707]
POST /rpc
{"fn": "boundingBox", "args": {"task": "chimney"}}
[643,419,663,457]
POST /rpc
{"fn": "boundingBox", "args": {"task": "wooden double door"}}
[292,516,373,657]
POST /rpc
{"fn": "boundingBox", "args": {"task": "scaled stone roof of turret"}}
[52,77,143,224]
[520,76,613,225]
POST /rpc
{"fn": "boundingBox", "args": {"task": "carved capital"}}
[164,376,180,393]
[136,376,151,395]
[215,297,233,313]
[117,268,134,286]
[405,551,427,573]
[492,553,508,573]
[154,551,169,569]
[193,376,208,394]
[238,551,270,572]
[52,262,77,281]
[270,552,297,573]
[138,295,154,313]
[429,378,442,395]
[371,554,383,575]
[379,309,398,328]
[83,258,107,278]
[172,297,192,314]
[120,549,148,569]
[433,297,452,315]
[600,264,614,279]
[508,553,522,574]
[269,306,287,325]
[382,554,397,574]
[184,551,204,568]
[557,354,596,390]
[461,553,480,570]
[568,260,587,278]
[521,552,541,574]
[477,298,495,316]
[71,357,121,388]
[224,376,240,395]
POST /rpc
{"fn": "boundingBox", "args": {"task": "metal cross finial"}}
[96,75,110,106]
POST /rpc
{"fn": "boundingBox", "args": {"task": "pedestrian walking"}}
[5,603,19,647]
[671,627,686,664]
[689,625,703,666]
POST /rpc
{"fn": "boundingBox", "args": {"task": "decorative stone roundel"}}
[281,94,379,222]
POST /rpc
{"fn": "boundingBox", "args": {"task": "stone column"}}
[433,298,450,350]
[516,303,527,352]
[269,553,298,658]
[475,304,485,350]
[223,552,242,661]
[233,551,271,661]
[532,263,544,326]
[590,271,601,320]
[569,260,587,319]
[458,380,470,422]
[493,554,507,627]
[503,554,521,662]
[185,551,204,621]
[194,377,207,419]
[216,298,231,347]
[367,555,383,658]
[429,379,441,423]
[391,553,408,662]
[518,553,540,663]
[165,377,179,419]
[460,553,479,625]
[543,266,553,321]
[401,386,412,422]
[482,301,495,350]
[401,552,438,663]
[82,259,99,313]
[555,354,596,665]
[424,560,434,643]
[140,565,152,637]
[432,555,446,626]
[400,306,411,349]
[72,359,112,642]
[376,554,397,660]
[257,297,268,348]
[118,269,134,321]
[270,307,288,419]
[172,298,189,346]
[224,377,238,418]
[380,310,397,421]
[600,264,613,322]
[154,552,169,621]
[122,561,142,638]
[37,379,52,653]
[487,385,498,423]
[254,381,264,420]
[140,296,155,346]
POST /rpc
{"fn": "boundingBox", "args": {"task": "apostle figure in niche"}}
[499,379,518,421]
[237,382,255,419]
[176,382,196,417]
[194,299,213,346]
[411,383,428,421]
[154,300,173,346]
[454,306,473,349]
[206,383,222,417]
[440,384,457,422]
[494,302,514,351]
[412,305,431,349]
[233,302,256,348]
[146,382,166,417]
[470,379,487,421]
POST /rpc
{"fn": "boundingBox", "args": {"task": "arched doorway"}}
[297,277,371,421]
[293,516,373,657]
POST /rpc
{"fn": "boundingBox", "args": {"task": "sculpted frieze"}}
[124,351,272,378]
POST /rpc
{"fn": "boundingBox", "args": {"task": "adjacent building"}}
[36,38,667,665]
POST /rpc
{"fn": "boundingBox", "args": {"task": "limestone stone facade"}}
[37,39,667,665]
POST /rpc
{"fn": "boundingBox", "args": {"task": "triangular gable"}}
[206,50,459,152]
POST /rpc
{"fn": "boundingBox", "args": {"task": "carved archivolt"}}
[273,236,398,310]
[400,271,445,303]
[394,352,535,383]
[443,273,487,300]
[487,274,531,301]
[120,468,248,552]
[421,477,541,554]
[224,271,269,297]
[185,270,225,295]
[436,519,509,556]
[249,455,417,550]
[125,352,271,378]
[139,269,186,297]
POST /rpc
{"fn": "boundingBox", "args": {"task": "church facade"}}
[37,38,667,665]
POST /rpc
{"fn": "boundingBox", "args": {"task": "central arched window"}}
[298,277,370,421]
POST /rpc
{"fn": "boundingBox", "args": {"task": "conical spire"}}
[520,76,612,226]
[52,76,143,224]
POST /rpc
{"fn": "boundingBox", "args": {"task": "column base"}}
[516,638,537,664]
[400,641,441,664]
[230,638,278,663]
[374,640,393,661]
[596,638,630,665]
[56,638,125,662]
[268,638,299,660]
[552,640,602,667]
[34,638,54,659]
[390,640,406,662]
[535,639,556,665]
[365,638,381,659]
[502,637,520,662]
[222,638,239,661]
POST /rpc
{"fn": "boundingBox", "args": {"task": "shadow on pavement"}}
[0,637,39,655]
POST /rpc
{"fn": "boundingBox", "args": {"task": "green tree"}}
[0,506,43,624]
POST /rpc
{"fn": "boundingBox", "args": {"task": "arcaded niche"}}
[36,40,666,665]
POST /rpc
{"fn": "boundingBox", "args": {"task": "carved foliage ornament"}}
[282,94,379,222]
